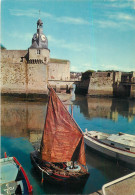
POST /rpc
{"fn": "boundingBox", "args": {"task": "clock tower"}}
[28,19,50,64]
[27,19,49,95]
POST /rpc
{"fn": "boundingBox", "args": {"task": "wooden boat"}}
[84,130,135,169]
[30,88,89,185]
[0,153,33,195]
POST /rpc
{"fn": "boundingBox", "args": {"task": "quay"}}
[90,172,135,195]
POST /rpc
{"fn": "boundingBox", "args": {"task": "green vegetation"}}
[81,70,95,80]
[50,58,69,64]
[97,70,118,72]
[1,44,6,49]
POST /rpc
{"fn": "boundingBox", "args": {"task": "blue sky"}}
[1,0,135,72]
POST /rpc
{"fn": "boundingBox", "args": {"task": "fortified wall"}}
[1,50,70,96]
[1,49,48,95]
[88,72,114,96]
[1,19,71,97]
[75,71,135,98]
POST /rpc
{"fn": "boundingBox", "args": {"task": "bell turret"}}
[30,19,48,49]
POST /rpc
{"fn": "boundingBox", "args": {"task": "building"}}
[1,19,71,97]
[75,71,135,98]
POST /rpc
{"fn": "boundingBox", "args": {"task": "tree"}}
[81,70,95,80]
[1,44,6,49]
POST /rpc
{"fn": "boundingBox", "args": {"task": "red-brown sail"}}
[40,88,86,165]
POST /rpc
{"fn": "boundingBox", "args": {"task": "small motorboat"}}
[84,130,135,169]
[0,153,33,195]
[30,87,89,186]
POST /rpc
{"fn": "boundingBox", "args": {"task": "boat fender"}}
[41,171,44,184]
[66,165,81,172]
[4,152,7,158]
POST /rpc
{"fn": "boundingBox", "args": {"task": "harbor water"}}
[1,93,135,194]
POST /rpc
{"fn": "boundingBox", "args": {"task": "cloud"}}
[133,0,135,9]
[104,0,135,9]
[94,20,119,28]
[56,16,90,25]
[71,66,78,72]
[99,64,135,72]
[109,12,135,21]
[48,35,90,51]
[100,64,120,70]
[9,9,90,25]
[93,11,135,30]
[92,1,135,29]
[71,63,93,72]
[71,62,135,72]
[8,32,32,43]
[9,9,52,18]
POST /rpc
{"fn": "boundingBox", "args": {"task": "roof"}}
[107,133,135,147]
[50,58,69,64]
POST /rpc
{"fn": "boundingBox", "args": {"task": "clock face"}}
[41,35,46,41]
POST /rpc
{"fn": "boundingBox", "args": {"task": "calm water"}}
[1,93,135,194]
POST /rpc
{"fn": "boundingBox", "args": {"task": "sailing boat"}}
[30,88,89,185]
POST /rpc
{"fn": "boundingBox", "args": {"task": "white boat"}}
[84,130,135,169]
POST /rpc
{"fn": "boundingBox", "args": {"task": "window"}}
[37,50,40,54]
[125,147,130,151]
[44,57,47,62]
[107,73,110,77]
[111,143,114,146]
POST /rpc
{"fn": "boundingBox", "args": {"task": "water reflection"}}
[1,95,135,144]
[84,147,132,194]
[1,95,135,194]
[74,96,135,122]
[1,97,47,140]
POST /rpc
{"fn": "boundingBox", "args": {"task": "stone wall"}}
[27,63,48,94]
[75,71,135,98]
[75,79,90,94]
[1,50,70,96]
[88,72,114,97]
[1,50,27,63]
[48,60,70,81]
[48,80,73,93]
[1,50,28,94]
[1,50,48,95]
[130,85,135,98]
[28,48,50,64]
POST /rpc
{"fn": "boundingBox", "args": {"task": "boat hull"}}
[1,154,33,195]
[84,134,135,169]
[30,151,89,186]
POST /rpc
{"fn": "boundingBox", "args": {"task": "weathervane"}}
[39,10,40,19]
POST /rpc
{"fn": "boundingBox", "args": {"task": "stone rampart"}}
[48,61,70,81]
[48,80,73,93]
[1,50,70,96]
[75,79,90,94]
[1,50,28,94]
[75,71,135,98]
[88,72,114,97]
[1,50,48,95]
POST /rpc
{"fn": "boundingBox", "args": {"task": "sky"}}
[1,0,135,72]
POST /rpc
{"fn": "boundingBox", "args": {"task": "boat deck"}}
[90,172,135,195]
